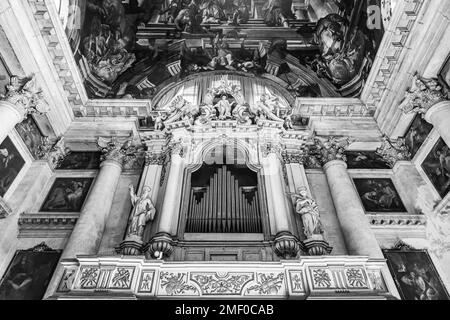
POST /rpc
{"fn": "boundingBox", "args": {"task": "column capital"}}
[0,75,50,120]
[375,135,411,168]
[37,136,70,169]
[399,73,448,116]
[261,143,283,158]
[97,136,141,168]
[424,100,450,123]
[144,151,167,165]
[281,151,306,165]
[311,136,352,166]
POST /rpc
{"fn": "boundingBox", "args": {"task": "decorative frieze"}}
[54,256,392,299]
[367,214,427,227]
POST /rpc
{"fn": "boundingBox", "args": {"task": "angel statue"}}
[287,187,323,239]
[126,185,156,240]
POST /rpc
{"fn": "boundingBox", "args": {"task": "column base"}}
[145,232,174,259]
[303,237,333,256]
[117,236,145,255]
[273,231,302,259]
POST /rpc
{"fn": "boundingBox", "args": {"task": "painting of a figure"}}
[421,138,450,198]
[57,152,101,170]
[0,248,60,300]
[15,116,45,159]
[404,115,433,158]
[353,178,406,213]
[40,178,93,212]
[0,137,25,197]
[384,250,450,300]
[346,151,390,169]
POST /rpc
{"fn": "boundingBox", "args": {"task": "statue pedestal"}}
[273,231,302,259]
[117,236,145,256]
[145,232,174,259]
[303,235,332,256]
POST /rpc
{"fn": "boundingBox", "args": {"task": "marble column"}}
[261,150,300,259]
[425,101,450,148]
[44,137,135,298]
[147,144,185,259]
[323,159,384,258]
[0,76,49,144]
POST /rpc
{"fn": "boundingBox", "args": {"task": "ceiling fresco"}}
[63,0,386,100]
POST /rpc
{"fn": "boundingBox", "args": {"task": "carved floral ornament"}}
[375,135,411,168]
[0,75,50,119]
[97,136,144,166]
[399,73,448,115]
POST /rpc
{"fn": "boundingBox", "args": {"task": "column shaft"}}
[44,159,122,298]
[324,160,383,258]
[0,101,25,143]
[425,101,450,148]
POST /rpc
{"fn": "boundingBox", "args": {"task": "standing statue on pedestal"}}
[126,185,156,240]
[288,187,323,238]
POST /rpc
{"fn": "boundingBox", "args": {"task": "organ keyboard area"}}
[185,165,263,233]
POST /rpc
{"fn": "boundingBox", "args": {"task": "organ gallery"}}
[0,0,449,302]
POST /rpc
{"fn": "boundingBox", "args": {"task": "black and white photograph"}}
[40,178,93,212]
[0,137,25,197]
[353,178,406,213]
[384,250,450,300]
[1,0,450,306]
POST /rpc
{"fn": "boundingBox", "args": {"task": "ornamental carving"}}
[288,270,304,293]
[97,136,142,166]
[282,152,306,164]
[308,136,352,166]
[376,135,411,167]
[38,136,70,168]
[110,267,134,289]
[367,270,387,292]
[145,152,166,165]
[159,272,198,295]
[399,73,448,115]
[138,271,155,292]
[246,273,284,295]
[0,75,49,118]
[190,272,253,295]
[311,269,332,288]
[58,269,76,292]
[79,267,99,288]
[344,268,368,288]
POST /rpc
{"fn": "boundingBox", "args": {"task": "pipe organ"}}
[185,165,263,233]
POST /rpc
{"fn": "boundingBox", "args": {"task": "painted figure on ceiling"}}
[200,0,226,23]
[262,0,293,27]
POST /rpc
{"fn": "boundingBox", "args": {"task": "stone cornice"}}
[367,214,427,227]
[294,98,373,117]
[18,212,79,236]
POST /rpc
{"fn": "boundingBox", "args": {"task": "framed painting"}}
[15,115,46,159]
[346,151,390,169]
[0,136,26,197]
[353,178,406,213]
[40,177,93,212]
[0,243,61,300]
[57,151,101,170]
[421,138,450,198]
[384,249,450,300]
[404,114,433,158]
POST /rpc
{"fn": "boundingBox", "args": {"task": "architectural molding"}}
[52,256,394,299]
[18,212,79,237]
